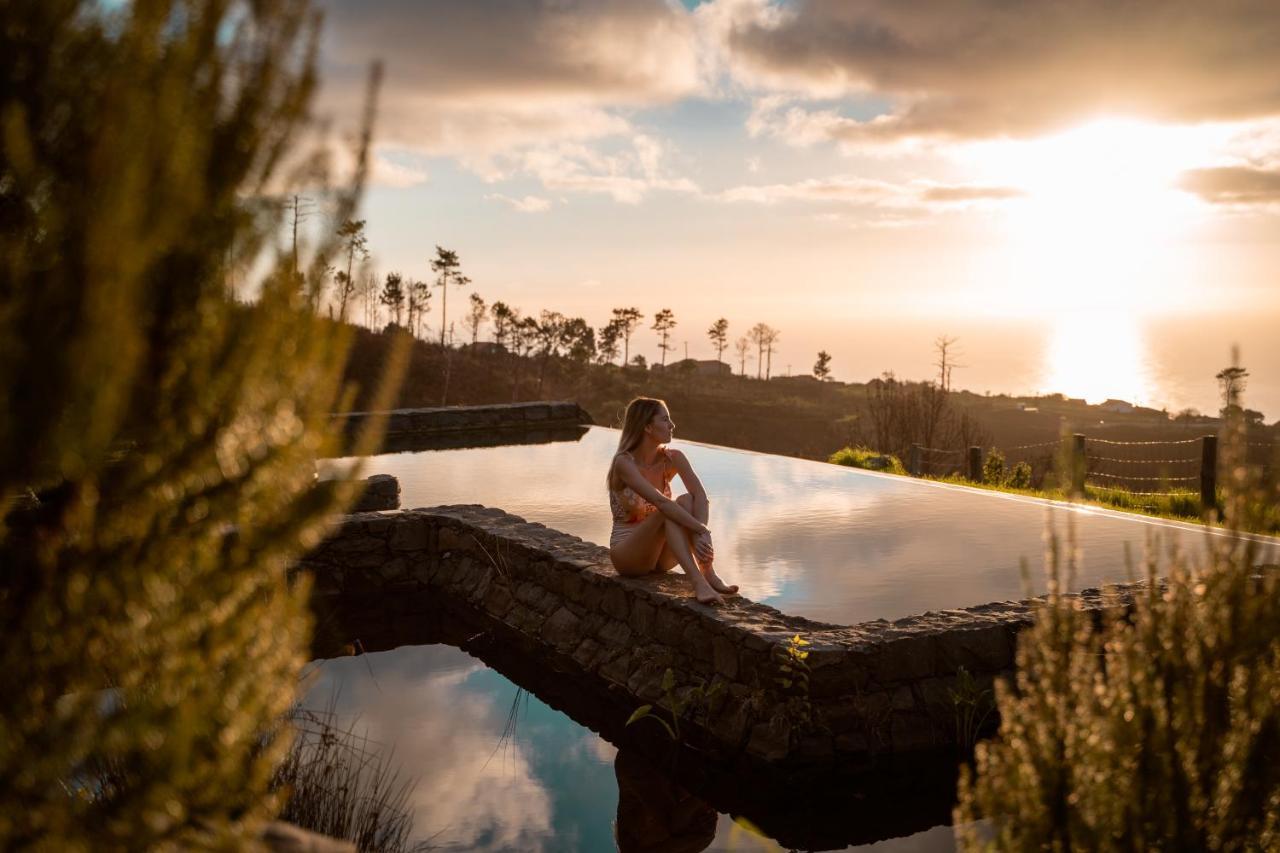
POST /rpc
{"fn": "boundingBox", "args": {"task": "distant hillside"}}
[341,324,1278,463]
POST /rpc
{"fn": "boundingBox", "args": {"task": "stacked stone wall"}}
[300,505,1141,766]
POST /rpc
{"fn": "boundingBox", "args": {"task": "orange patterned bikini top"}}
[608,449,673,524]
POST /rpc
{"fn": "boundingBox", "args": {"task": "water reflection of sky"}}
[300,642,957,852]
[322,427,1275,625]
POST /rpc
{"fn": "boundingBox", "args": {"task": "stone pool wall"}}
[300,505,1140,767]
[333,401,593,440]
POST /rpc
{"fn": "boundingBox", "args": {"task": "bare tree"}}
[287,193,317,278]
[466,292,486,344]
[734,336,750,376]
[762,325,780,380]
[747,323,779,379]
[651,308,677,367]
[934,335,964,391]
[358,266,378,328]
[611,307,643,365]
[863,369,991,471]
[707,318,729,363]
[747,324,767,379]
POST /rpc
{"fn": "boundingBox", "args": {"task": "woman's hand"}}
[693,529,714,564]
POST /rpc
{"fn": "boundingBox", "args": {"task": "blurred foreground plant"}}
[955,408,1280,850]
[0,0,400,847]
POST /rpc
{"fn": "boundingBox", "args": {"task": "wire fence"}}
[907,433,1277,497]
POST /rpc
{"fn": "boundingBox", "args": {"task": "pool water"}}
[300,638,962,852]
[323,426,1275,625]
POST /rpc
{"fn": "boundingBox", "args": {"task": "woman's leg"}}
[610,510,668,577]
[652,494,724,605]
[658,494,738,596]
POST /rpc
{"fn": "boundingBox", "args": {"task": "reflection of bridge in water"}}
[375,423,589,455]
[331,401,593,456]
[309,594,960,852]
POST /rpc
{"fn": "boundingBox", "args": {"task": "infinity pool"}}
[324,426,1274,625]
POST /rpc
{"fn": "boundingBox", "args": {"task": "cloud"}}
[487,194,553,213]
[746,96,858,147]
[507,137,700,204]
[318,0,703,158]
[720,0,1280,143]
[1178,166,1280,205]
[718,175,1021,210]
[369,150,430,188]
[917,183,1024,203]
[720,174,904,205]
[302,649,556,850]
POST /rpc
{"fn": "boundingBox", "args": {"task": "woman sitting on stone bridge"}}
[607,397,738,606]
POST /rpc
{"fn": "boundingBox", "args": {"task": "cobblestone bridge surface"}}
[300,504,1146,768]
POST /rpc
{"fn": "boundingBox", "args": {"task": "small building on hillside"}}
[1100,398,1136,414]
[650,358,732,377]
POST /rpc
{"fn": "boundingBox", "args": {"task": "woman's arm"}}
[667,449,714,563]
[614,454,707,533]
[666,449,707,503]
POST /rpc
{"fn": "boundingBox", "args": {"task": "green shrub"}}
[982,449,1006,485]
[0,1,398,847]
[1006,461,1033,490]
[829,446,906,475]
[955,423,1280,850]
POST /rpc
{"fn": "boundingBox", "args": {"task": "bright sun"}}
[962,118,1224,314]
[952,118,1237,405]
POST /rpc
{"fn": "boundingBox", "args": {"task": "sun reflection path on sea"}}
[1038,312,1155,406]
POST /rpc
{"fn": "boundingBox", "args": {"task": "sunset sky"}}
[313,0,1280,414]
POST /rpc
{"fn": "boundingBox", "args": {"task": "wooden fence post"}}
[968,446,983,482]
[1072,433,1086,495]
[1200,434,1218,513]
[909,444,922,477]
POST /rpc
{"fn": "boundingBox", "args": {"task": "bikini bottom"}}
[609,520,640,549]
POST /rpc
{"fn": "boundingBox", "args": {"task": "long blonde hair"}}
[607,396,667,490]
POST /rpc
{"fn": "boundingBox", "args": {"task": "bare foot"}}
[691,578,725,606]
[706,570,738,595]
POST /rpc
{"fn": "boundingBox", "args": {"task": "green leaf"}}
[661,668,675,693]
[625,705,653,727]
